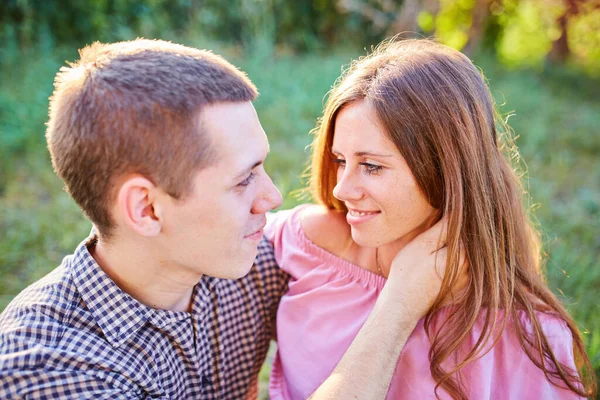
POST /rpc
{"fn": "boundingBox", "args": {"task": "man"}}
[0,39,449,399]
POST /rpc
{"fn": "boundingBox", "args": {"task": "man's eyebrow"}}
[331,149,395,158]
[234,160,264,180]
[233,139,270,180]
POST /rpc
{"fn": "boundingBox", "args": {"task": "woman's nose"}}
[333,169,362,202]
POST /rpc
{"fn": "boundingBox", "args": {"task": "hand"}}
[384,218,467,321]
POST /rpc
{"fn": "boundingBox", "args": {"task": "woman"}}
[264,39,595,399]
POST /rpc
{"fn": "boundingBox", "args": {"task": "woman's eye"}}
[361,162,382,175]
[238,172,256,187]
[332,159,346,168]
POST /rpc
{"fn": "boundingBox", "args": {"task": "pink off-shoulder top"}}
[265,205,583,400]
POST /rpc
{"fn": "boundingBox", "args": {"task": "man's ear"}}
[115,176,163,237]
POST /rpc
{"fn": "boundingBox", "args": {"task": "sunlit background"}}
[1,0,599,396]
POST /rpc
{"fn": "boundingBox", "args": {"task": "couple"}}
[0,39,594,399]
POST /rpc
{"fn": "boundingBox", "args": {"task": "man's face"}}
[159,101,282,279]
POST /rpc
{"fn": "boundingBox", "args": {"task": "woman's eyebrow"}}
[355,151,395,158]
[332,148,395,158]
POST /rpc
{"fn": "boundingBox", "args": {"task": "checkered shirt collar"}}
[69,234,195,348]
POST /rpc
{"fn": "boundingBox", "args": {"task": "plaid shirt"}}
[0,233,289,399]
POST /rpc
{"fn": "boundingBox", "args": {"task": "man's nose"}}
[252,172,282,214]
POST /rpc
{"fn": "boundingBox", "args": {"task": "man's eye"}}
[238,172,256,187]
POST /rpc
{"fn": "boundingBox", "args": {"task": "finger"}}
[432,246,447,278]
[419,216,448,246]
[451,243,470,296]
[433,241,447,253]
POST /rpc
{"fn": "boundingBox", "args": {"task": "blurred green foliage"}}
[2,0,599,66]
[0,0,383,54]
[0,0,599,395]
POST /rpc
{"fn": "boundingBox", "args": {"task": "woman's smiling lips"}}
[346,208,381,225]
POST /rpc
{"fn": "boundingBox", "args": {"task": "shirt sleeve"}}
[0,332,149,399]
[463,314,586,399]
[264,208,296,246]
[516,324,586,399]
[264,206,309,276]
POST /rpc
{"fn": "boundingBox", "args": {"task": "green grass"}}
[0,41,598,394]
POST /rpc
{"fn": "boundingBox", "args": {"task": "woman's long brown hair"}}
[308,38,596,399]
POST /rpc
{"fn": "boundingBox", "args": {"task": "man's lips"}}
[244,220,267,238]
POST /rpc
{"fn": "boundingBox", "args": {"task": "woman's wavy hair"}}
[308,38,596,399]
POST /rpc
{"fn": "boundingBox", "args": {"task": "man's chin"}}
[216,253,257,280]
[229,264,254,279]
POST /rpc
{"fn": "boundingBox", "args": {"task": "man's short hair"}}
[46,39,258,238]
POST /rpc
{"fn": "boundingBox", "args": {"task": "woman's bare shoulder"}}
[299,204,351,255]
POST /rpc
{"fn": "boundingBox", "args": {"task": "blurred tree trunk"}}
[337,0,392,31]
[549,11,570,62]
[462,0,493,56]
[388,0,439,37]
[548,0,577,63]
[546,0,600,63]
[338,0,440,39]
[390,0,421,35]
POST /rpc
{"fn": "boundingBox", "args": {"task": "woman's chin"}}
[350,228,416,251]
[350,230,386,248]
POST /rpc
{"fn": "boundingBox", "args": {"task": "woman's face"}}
[331,100,437,249]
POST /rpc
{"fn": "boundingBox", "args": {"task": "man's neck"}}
[90,236,200,312]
